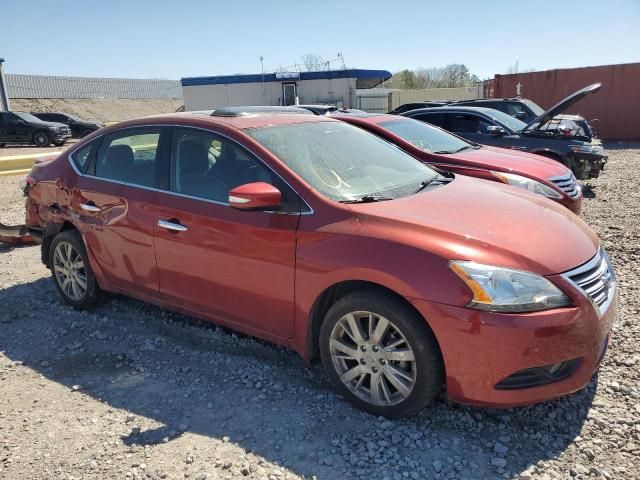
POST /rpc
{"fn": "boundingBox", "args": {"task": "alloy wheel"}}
[34,132,49,147]
[53,241,88,301]
[329,311,417,406]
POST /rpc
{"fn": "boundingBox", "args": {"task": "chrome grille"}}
[549,172,580,198]
[563,249,616,316]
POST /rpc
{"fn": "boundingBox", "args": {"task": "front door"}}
[3,113,30,142]
[282,83,297,106]
[152,127,299,338]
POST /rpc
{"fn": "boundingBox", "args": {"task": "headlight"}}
[491,171,563,199]
[449,261,571,312]
[570,145,604,155]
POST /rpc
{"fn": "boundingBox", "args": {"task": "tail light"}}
[23,175,37,197]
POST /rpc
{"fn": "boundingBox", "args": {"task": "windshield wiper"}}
[411,176,452,195]
[433,145,476,154]
[339,195,393,204]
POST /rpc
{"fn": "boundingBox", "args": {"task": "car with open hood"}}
[402,84,606,180]
[333,112,582,214]
[453,84,602,142]
[23,111,615,417]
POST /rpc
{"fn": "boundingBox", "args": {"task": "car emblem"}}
[600,272,612,291]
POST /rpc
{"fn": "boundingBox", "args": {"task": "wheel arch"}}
[306,280,441,363]
[42,220,78,267]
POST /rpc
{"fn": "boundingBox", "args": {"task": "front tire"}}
[33,131,51,147]
[319,289,444,418]
[50,230,100,309]
[54,141,65,147]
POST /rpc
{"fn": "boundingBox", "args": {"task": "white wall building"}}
[181,69,391,111]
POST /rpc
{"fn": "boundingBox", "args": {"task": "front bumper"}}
[557,192,583,215]
[412,280,616,407]
[572,151,607,179]
[52,131,72,142]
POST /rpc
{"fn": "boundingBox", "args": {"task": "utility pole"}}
[0,58,11,112]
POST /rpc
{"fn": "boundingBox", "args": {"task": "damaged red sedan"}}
[24,110,616,417]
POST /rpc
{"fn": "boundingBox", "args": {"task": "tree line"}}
[381,65,481,90]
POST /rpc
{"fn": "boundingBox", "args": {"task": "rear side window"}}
[71,141,98,173]
[94,129,162,187]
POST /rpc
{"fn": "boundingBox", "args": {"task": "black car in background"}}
[452,84,602,142]
[402,105,606,179]
[0,111,72,147]
[388,101,450,115]
[31,112,103,138]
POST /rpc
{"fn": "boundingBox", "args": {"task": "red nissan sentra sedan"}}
[334,113,583,214]
[24,109,616,417]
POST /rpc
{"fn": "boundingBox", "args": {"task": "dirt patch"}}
[10,98,183,123]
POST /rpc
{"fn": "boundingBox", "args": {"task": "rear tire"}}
[33,131,51,147]
[49,230,100,309]
[319,289,444,418]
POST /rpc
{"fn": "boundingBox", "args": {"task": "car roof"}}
[104,111,337,132]
[403,106,497,115]
[209,105,311,116]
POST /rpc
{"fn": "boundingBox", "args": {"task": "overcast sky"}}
[2,0,639,80]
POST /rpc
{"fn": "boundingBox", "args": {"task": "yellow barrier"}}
[0,152,61,177]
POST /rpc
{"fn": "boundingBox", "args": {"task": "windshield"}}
[14,112,46,123]
[379,118,474,154]
[521,99,544,116]
[246,121,439,202]
[484,109,527,132]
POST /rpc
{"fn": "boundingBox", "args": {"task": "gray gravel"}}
[1,148,639,480]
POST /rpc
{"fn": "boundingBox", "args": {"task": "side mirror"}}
[228,182,281,211]
[15,119,26,125]
[486,125,506,136]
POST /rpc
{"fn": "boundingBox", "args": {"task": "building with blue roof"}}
[181,69,391,111]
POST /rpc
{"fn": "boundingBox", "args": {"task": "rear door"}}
[69,127,169,299]
[151,127,300,338]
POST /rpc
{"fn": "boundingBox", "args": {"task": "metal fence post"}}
[0,58,11,112]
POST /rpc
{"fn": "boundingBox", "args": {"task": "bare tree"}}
[301,54,326,71]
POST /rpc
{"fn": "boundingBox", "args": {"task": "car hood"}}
[436,145,569,179]
[524,83,601,132]
[351,175,597,276]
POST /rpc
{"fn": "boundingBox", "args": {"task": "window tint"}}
[448,114,493,134]
[95,130,161,187]
[170,128,300,212]
[505,102,529,120]
[413,113,446,128]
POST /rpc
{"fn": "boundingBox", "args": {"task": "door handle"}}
[80,203,101,212]
[158,219,188,232]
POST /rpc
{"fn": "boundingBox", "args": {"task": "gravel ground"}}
[0,148,639,480]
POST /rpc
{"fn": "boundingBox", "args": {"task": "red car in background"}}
[24,110,615,417]
[334,113,583,214]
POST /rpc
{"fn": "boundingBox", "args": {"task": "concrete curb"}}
[0,151,61,177]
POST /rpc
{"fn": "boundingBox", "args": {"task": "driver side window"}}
[169,128,301,212]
